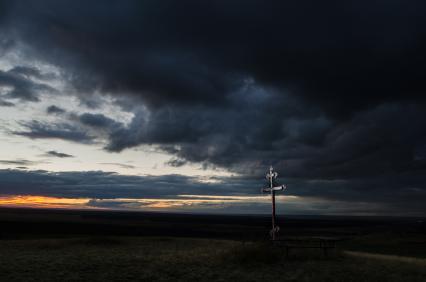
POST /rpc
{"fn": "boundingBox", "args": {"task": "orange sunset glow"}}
[0,195,91,209]
[0,194,299,211]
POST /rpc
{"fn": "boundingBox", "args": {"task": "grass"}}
[0,236,425,282]
[340,232,426,258]
[344,251,426,266]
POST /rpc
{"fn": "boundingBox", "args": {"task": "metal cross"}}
[261,165,287,240]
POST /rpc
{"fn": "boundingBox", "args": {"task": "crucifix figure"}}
[262,166,287,240]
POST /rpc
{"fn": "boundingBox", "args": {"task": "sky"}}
[0,0,425,216]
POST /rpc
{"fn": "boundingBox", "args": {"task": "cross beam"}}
[261,166,287,240]
[262,185,286,193]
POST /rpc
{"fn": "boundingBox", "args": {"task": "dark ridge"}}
[0,207,424,241]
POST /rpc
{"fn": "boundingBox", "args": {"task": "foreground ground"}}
[0,208,425,281]
[0,236,425,282]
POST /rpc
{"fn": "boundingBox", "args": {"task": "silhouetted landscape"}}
[0,208,425,281]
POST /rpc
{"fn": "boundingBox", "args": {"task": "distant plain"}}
[0,208,425,282]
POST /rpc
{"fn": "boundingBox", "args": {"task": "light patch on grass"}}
[344,251,426,266]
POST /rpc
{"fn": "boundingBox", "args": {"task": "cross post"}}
[261,166,287,240]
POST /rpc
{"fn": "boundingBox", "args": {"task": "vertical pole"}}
[270,168,276,240]
[272,190,276,240]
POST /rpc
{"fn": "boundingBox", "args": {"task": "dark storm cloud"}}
[1,0,426,215]
[14,112,123,147]
[46,105,66,114]
[14,121,94,144]
[166,158,187,168]
[8,66,56,81]
[2,0,426,112]
[78,113,122,129]
[2,0,419,173]
[45,150,74,158]
[0,69,56,102]
[0,169,250,199]
[78,97,102,109]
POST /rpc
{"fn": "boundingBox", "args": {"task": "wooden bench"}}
[273,236,341,257]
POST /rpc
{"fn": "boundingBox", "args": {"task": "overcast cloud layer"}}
[0,0,425,215]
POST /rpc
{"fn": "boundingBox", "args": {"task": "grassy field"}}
[340,232,426,259]
[0,209,425,281]
[0,236,425,282]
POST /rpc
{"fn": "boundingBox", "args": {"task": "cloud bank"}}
[0,0,425,215]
